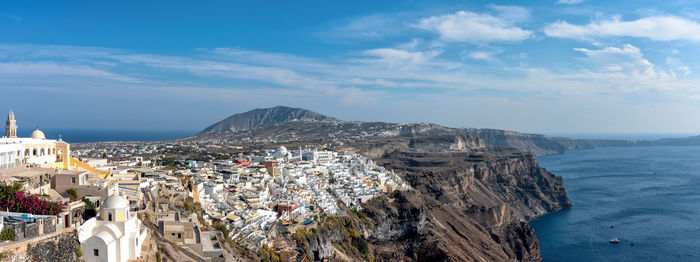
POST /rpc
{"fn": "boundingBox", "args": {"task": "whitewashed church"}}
[78,194,148,262]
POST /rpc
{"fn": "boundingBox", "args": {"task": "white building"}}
[303,149,336,165]
[78,195,148,262]
[0,111,71,169]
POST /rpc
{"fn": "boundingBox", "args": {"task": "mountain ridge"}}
[199,106,339,134]
[197,106,594,155]
[197,106,700,155]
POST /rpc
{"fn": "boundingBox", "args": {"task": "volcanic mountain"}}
[199,106,339,134]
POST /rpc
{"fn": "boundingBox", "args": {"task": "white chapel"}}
[78,194,148,262]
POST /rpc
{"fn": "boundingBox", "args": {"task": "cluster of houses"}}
[0,111,414,260]
[182,145,411,249]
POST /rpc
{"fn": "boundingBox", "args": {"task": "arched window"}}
[40,149,45,156]
[108,212,112,221]
[33,149,37,156]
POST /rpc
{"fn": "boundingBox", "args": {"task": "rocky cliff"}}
[279,135,570,261]
[386,123,593,155]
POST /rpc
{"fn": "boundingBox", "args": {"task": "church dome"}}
[30,129,46,139]
[277,146,288,155]
[102,195,129,209]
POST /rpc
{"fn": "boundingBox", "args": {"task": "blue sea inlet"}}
[531,146,700,261]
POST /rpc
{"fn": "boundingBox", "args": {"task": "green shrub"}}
[351,236,369,255]
[74,247,83,257]
[0,228,15,241]
[350,209,366,219]
[66,188,78,201]
[213,223,229,237]
[390,190,400,198]
[82,197,97,220]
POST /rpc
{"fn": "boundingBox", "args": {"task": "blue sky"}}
[1,0,700,134]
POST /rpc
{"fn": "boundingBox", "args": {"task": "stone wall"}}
[3,216,61,242]
[42,217,57,234]
[0,228,80,262]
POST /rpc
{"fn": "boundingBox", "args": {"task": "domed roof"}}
[102,195,129,209]
[277,146,288,155]
[30,129,46,139]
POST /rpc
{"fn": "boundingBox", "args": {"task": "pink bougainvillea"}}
[0,185,63,216]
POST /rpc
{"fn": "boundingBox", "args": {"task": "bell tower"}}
[5,110,17,138]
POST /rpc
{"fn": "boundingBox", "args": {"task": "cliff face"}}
[368,149,568,261]
[342,135,486,159]
[383,123,593,155]
[287,135,570,262]
[463,128,593,156]
[378,149,570,221]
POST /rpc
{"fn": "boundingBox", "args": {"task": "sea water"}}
[16,128,196,143]
[531,146,700,261]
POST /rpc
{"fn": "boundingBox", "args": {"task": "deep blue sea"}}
[531,146,700,261]
[16,128,197,143]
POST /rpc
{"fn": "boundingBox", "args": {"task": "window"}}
[178,233,181,239]
[71,177,76,184]
[108,213,112,221]
[93,249,99,256]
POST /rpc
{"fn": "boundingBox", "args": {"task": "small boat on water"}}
[610,238,620,244]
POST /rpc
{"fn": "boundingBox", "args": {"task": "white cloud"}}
[572,44,679,90]
[4,42,700,132]
[488,5,531,23]
[415,10,533,44]
[0,61,136,82]
[556,0,584,5]
[318,14,407,40]
[464,50,502,62]
[362,48,441,68]
[545,15,700,42]
[666,57,691,77]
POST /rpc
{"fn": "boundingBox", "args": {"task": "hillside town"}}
[0,111,410,261]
